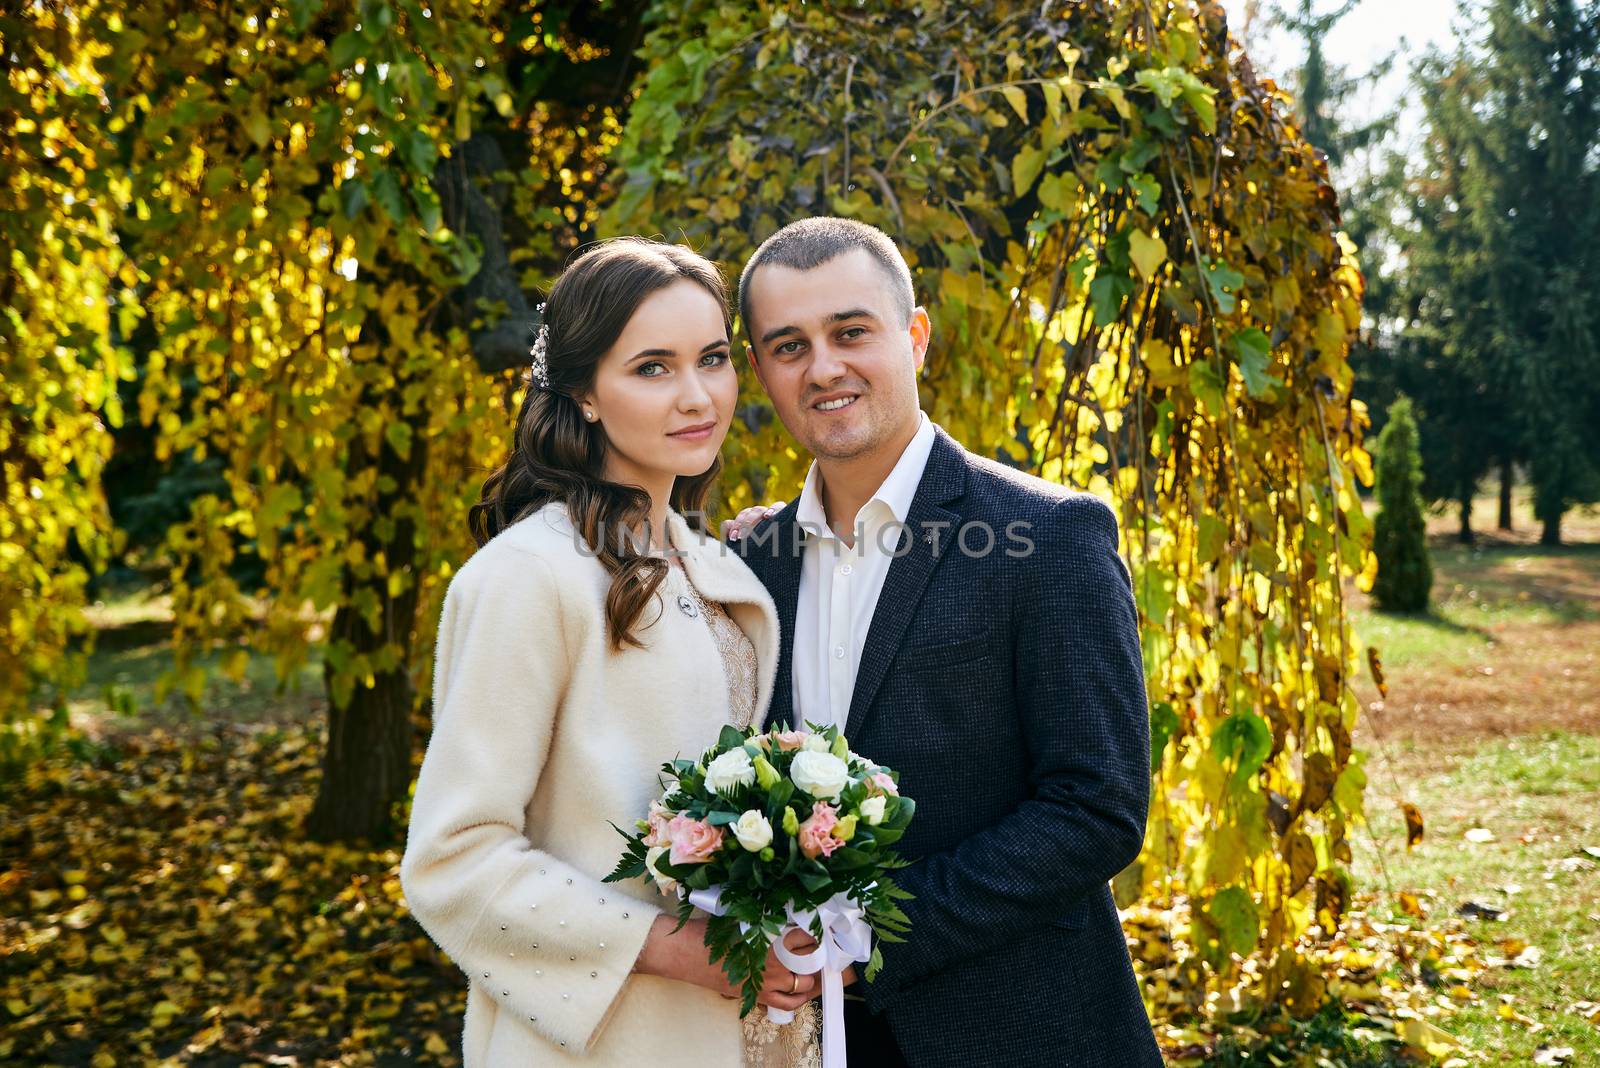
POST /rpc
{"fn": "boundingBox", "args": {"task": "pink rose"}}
[866,772,899,797]
[772,730,809,752]
[643,800,675,848]
[798,801,842,860]
[667,814,724,865]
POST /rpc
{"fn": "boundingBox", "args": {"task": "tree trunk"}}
[306,604,417,844]
[306,379,430,844]
[1498,456,1514,530]
[1540,511,1561,547]
[1457,493,1474,544]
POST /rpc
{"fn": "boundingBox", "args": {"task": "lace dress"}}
[666,556,823,1068]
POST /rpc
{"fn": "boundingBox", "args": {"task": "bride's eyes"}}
[637,352,730,377]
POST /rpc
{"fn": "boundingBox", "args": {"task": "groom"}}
[726,217,1163,1066]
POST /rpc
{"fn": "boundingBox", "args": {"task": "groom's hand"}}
[721,501,786,542]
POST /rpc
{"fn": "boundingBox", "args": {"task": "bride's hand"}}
[721,501,786,541]
[754,927,821,1011]
[637,916,819,1008]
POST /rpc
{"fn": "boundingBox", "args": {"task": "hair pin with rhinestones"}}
[529,302,551,390]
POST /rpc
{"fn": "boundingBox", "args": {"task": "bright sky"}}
[1218,0,1464,151]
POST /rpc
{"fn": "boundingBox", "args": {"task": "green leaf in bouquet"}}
[717,724,747,752]
[707,809,741,827]
[870,904,913,932]
[602,823,649,883]
[880,877,916,900]
[684,865,713,891]
[826,846,875,871]
[766,781,795,813]
[795,866,831,893]
[780,829,802,873]
[865,946,885,981]
[886,795,915,828]
[727,851,755,883]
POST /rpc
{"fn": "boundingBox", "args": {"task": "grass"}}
[1343,486,1600,1063]
[66,581,326,742]
[1354,734,1600,1063]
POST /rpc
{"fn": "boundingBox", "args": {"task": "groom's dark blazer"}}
[731,421,1162,1067]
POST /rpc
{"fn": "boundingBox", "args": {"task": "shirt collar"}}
[794,411,936,542]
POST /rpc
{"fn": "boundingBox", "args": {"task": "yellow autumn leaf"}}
[1001,84,1030,123]
[1129,228,1167,280]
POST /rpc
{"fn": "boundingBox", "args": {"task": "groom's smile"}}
[812,390,861,413]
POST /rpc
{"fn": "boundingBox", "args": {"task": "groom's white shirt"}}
[792,410,937,731]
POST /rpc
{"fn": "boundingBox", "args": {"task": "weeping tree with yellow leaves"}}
[3,0,653,837]
[603,0,1376,1017]
[1,10,131,770]
[105,0,677,842]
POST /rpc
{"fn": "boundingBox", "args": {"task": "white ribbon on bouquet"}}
[686,886,873,1068]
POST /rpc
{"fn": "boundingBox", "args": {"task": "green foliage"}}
[1372,0,1600,545]
[3,1,645,802]
[1,3,132,754]
[1372,396,1432,612]
[603,0,1377,1015]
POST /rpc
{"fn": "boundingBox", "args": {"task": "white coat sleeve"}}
[399,548,663,1053]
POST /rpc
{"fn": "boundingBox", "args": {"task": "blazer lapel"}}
[739,506,804,732]
[761,511,806,735]
[844,426,968,740]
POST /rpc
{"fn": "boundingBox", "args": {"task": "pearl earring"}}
[584,409,596,422]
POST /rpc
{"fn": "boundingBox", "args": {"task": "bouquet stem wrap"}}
[688,886,872,1068]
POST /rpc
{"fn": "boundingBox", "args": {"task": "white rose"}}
[732,810,773,852]
[705,748,756,793]
[790,751,849,800]
[859,795,887,826]
[801,733,830,753]
[645,845,678,896]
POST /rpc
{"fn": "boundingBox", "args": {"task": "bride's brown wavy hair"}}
[468,237,731,649]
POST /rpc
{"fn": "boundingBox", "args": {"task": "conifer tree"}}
[1373,395,1433,612]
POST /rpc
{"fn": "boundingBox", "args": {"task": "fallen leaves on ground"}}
[0,722,460,1064]
[1128,889,1566,1065]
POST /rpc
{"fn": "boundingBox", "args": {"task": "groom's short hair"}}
[738,217,916,336]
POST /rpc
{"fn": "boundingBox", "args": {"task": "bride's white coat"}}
[401,501,779,1065]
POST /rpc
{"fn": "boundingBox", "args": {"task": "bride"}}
[400,237,821,1066]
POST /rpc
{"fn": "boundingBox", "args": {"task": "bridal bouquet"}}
[604,721,915,1018]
